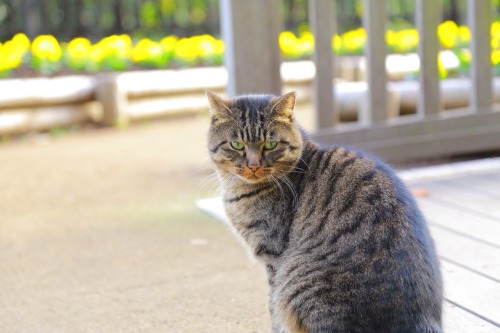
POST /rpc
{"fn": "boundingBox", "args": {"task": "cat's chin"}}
[239,175,269,184]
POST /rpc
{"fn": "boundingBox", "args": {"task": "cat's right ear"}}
[206,91,232,117]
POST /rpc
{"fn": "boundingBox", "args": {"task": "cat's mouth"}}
[236,167,271,183]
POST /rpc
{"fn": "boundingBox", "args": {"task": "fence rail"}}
[222,0,500,162]
[3,58,500,140]
[0,63,314,136]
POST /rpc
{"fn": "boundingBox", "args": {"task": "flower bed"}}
[2,20,500,79]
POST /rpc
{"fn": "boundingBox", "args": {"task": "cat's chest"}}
[224,195,276,224]
[223,187,290,228]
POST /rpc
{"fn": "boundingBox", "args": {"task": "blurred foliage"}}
[2,20,500,79]
[2,0,500,79]
[2,0,500,42]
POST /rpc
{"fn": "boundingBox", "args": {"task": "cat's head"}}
[207,91,303,184]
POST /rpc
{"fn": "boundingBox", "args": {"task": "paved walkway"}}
[0,117,270,333]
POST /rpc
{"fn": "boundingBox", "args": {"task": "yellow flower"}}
[342,28,366,54]
[457,25,470,43]
[104,35,132,58]
[12,33,30,53]
[196,34,218,58]
[160,35,178,52]
[89,44,104,63]
[132,38,163,63]
[298,31,314,55]
[438,20,458,49]
[491,22,500,50]
[0,41,25,71]
[213,39,224,57]
[491,21,500,39]
[31,35,62,62]
[491,49,500,66]
[492,38,500,50]
[385,30,398,50]
[279,31,302,58]
[115,34,133,58]
[332,34,342,54]
[173,37,198,64]
[67,37,92,59]
[0,34,30,72]
[396,29,419,53]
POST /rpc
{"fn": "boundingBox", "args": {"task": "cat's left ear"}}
[206,90,232,114]
[270,91,296,120]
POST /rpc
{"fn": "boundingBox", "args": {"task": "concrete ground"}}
[0,116,275,333]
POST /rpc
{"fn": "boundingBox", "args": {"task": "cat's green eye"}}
[264,141,278,150]
[230,141,245,150]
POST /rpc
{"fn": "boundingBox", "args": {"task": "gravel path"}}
[0,117,270,333]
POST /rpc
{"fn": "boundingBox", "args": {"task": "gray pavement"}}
[0,117,270,333]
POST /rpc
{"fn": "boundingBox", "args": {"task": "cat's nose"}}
[248,165,260,172]
[246,150,261,172]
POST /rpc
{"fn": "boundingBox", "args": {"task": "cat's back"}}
[293,143,405,228]
[290,142,437,271]
[276,143,443,332]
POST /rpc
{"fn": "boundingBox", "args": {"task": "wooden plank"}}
[127,95,213,120]
[431,226,500,280]
[441,261,500,327]
[0,102,101,135]
[315,108,500,144]
[313,109,500,161]
[120,68,227,98]
[399,157,500,185]
[452,173,500,196]
[0,76,95,109]
[468,0,493,112]
[417,179,500,220]
[220,0,282,97]
[415,0,441,116]
[443,301,500,333]
[361,0,387,124]
[418,199,500,247]
[309,0,336,130]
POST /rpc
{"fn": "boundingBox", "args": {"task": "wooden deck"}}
[399,158,500,332]
[198,157,500,332]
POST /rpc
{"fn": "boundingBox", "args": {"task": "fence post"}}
[220,0,282,97]
[468,0,493,112]
[309,0,336,130]
[95,73,129,127]
[416,0,441,117]
[361,0,387,125]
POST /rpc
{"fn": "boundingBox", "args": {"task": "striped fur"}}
[207,92,443,333]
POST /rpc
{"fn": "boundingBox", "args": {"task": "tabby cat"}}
[206,91,443,333]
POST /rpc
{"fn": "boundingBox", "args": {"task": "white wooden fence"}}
[221,0,500,162]
[0,65,313,136]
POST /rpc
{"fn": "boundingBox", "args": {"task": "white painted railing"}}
[0,65,312,136]
[221,0,500,161]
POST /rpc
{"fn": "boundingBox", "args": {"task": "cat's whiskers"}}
[273,171,298,208]
[197,173,219,194]
[269,174,286,208]
[287,166,308,174]
[297,156,311,171]
[197,171,232,197]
